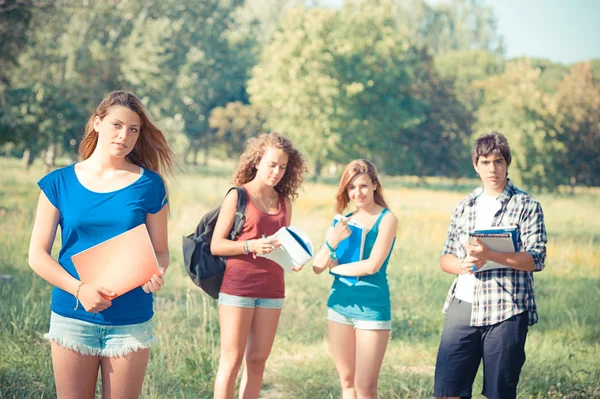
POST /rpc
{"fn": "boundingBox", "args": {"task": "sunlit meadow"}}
[0,157,598,398]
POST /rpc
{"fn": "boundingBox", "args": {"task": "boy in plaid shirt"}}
[434,132,547,399]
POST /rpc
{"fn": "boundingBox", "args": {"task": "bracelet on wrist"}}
[325,240,336,253]
[74,281,84,311]
[325,240,337,260]
[243,240,250,255]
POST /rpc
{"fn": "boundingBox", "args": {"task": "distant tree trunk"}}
[192,145,199,166]
[21,148,35,170]
[203,138,209,166]
[43,142,57,174]
[569,176,576,196]
[183,145,193,164]
[312,158,322,182]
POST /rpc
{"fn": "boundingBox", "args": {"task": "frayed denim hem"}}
[99,337,157,358]
[44,334,157,358]
[44,333,102,356]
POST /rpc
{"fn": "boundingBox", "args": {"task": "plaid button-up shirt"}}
[441,180,547,327]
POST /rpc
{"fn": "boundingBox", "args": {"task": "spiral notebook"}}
[71,224,160,299]
[469,225,518,272]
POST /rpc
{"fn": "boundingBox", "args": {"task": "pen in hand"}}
[262,234,276,250]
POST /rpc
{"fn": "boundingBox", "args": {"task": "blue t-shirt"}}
[327,209,395,321]
[37,164,167,325]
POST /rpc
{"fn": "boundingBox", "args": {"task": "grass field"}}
[0,157,598,398]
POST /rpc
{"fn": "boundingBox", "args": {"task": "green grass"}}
[0,157,598,398]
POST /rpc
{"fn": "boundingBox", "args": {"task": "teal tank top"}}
[327,208,395,321]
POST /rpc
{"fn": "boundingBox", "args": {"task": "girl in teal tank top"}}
[313,159,398,399]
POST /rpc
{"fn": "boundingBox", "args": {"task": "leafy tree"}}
[0,0,42,90]
[435,49,503,112]
[552,62,600,188]
[119,0,255,164]
[475,59,564,191]
[209,102,266,157]
[513,57,570,94]
[250,1,472,178]
[392,0,503,56]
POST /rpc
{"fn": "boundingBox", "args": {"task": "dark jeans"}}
[433,298,528,399]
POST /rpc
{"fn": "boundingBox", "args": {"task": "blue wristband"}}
[325,240,336,252]
[325,240,337,260]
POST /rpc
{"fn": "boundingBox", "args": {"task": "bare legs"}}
[50,342,149,399]
[328,321,390,399]
[213,305,281,399]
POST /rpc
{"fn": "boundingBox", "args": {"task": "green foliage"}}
[130,0,253,139]
[392,0,503,56]
[0,0,598,191]
[435,49,504,112]
[209,101,266,156]
[552,62,600,187]
[249,1,472,178]
[475,59,565,191]
[0,0,40,90]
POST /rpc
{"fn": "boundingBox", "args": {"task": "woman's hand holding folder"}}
[141,266,166,294]
[78,284,114,313]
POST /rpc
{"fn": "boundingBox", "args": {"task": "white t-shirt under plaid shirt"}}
[441,179,547,327]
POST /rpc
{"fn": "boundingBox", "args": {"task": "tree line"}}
[0,0,598,191]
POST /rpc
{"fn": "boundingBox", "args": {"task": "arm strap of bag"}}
[228,187,247,240]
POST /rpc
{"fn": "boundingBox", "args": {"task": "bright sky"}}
[317,0,600,65]
[478,0,599,64]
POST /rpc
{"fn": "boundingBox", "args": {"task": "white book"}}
[258,225,314,272]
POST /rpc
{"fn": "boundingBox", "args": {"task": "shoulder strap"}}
[372,208,389,230]
[234,186,247,214]
[228,187,247,240]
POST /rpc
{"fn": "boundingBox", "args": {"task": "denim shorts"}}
[327,308,392,330]
[218,292,284,309]
[44,312,156,358]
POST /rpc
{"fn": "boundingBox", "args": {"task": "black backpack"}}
[182,187,247,299]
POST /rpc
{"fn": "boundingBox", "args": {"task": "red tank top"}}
[220,186,287,298]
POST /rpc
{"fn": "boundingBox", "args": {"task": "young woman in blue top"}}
[313,159,397,399]
[28,91,174,398]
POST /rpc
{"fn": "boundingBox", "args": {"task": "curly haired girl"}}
[211,132,307,399]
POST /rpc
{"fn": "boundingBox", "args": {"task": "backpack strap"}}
[228,186,247,240]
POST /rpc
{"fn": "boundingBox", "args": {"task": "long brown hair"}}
[233,132,307,201]
[335,159,389,214]
[79,91,175,178]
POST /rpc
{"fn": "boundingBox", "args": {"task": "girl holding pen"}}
[210,133,307,399]
[313,159,398,399]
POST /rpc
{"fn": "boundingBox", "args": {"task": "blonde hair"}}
[79,91,175,178]
[233,133,307,200]
[335,159,389,214]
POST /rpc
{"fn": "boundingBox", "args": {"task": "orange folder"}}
[72,224,160,299]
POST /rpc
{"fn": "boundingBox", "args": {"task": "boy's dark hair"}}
[472,131,512,167]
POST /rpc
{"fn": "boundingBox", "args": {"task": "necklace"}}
[256,192,275,214]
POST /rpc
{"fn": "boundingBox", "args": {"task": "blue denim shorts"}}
[218,292,284,309]
[44,312,156,358]
[327,308,392,330]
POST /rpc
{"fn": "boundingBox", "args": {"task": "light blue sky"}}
[318,0,600,65]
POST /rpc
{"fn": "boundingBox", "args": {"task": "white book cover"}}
[258,225,313,272]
